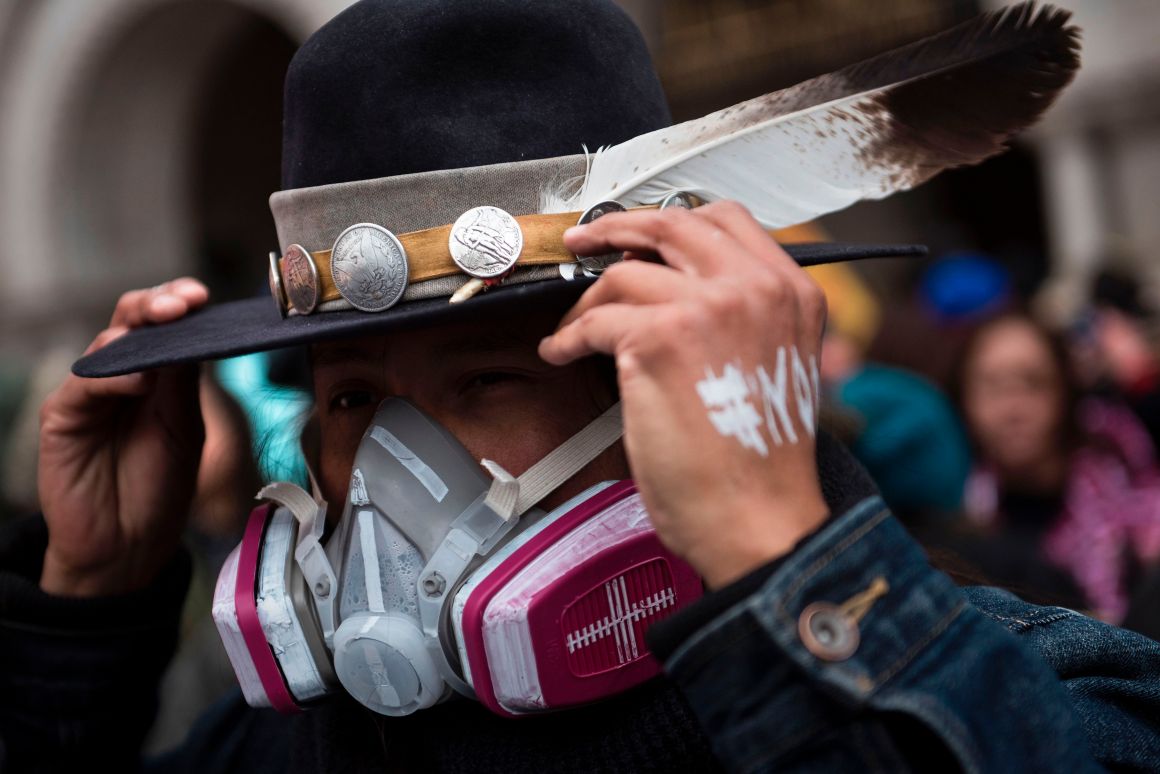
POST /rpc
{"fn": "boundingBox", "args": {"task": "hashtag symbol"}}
[696,362,768,457]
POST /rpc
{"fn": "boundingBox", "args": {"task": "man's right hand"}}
[38,279,209,597]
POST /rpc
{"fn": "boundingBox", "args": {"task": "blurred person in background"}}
[957,312,1160,624]
[1070,267,1160,449]
[862,252,1015,393]
[1073,266,1160,640]
[886,254,1087,607]
[811,260,971,522]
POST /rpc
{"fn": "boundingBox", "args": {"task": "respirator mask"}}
[212,398,702,717]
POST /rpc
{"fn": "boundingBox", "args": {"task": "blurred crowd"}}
[2,233,1160,749]
[810,246,1160,641]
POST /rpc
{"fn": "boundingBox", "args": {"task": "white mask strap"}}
[481,401,623,521]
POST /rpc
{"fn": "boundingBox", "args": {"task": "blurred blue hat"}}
[921,252,1012,323]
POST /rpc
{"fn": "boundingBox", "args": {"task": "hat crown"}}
[281,0,671,190]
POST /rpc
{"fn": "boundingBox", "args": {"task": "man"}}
[3,1,1159,771]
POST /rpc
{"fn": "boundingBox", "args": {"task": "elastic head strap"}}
[481,401,624,521]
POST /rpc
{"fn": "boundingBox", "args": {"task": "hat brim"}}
[72,242,925,378]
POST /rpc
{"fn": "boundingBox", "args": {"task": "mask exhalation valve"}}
[332,612,441,716]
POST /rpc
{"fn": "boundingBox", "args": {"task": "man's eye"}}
[329,390,374,411]
[462,371,520,392]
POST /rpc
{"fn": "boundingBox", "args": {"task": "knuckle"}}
[767,240,794,262]
[751,269,785,298]
[704,199,750,219]
[702,283,746,319]
[583,212,610,237]
[658,204,693,223]
[115,289,143,311]
[614,350,642,381]
[575,307,602,335]
[750,271,792,307]
[597,259,634,287]
[93,327,119,347]
[798,279,827,322]
[584,209,625,240]
[667,301,707,338]
[654,207,692,237]
[575,286,604,314]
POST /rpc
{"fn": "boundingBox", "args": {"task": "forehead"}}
[970,319,1057,377]
[977,320,1048,357]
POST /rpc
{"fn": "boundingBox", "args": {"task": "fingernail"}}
[563,226,585,238]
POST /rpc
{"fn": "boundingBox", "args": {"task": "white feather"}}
[545,92,903,228]
[540,2,1080,229]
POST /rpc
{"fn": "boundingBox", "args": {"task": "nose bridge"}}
[993,387,1030,420]
[377,336,441,414]
[353,399,491,559]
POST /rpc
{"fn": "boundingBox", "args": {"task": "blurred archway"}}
[0,0,349,360]
[190,13,298,301]
[60,3,295,307]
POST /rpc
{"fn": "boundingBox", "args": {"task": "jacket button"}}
[798,602,860,661]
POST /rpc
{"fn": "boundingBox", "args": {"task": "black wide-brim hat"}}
[73,0,1078,378]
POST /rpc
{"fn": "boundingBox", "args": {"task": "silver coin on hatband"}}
[448,205,524,279]
[330,223,409,312]
[659,191,698,210]
[575,200,626,274]
[283,243,320,315]
[267,251,288,319]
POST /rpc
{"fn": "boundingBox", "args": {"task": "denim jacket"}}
[653,496,1160,772]
[2,497,1159,772]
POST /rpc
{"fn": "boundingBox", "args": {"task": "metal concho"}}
[659,191,698,210]
[330,223,409,312]
[448,206,523,279]
[283,243,320,315]
[575,200,626,274]
[268,251,288,319]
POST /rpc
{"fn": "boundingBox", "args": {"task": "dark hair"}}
[1093,268,1150,319]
